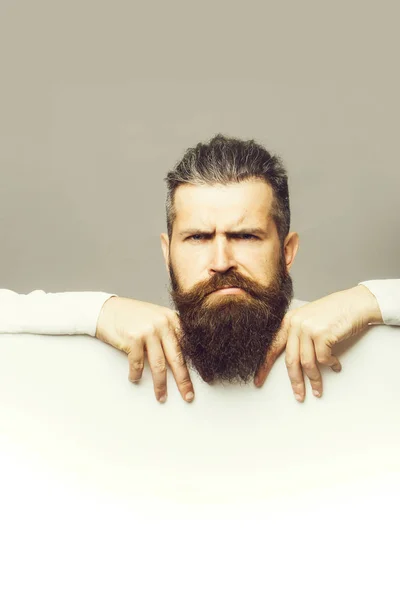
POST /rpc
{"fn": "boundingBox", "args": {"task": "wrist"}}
[95,295,119,340]
[355,284,383,325]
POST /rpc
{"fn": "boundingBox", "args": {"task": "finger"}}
[313,338,342,372]
[168,311,184,342]
[127,339,145,384]
[161,325,195,402]
[165,313,195,402]
[299,332,323,398]
[145,335,169,403]
[254,320,289,387]
[285,327,305,402]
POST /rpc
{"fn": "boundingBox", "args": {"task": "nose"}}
[208,236,238,274]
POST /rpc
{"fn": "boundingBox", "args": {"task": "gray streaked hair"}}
[164,133,290,246]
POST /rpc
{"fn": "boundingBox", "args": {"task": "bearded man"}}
[1,134,399,403]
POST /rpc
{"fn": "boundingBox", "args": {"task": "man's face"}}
[161,179,298,385]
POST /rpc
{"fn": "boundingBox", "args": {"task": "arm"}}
[2,279,398,403]
[255,279,400,401]
[0,289,195,404]
[0,289,116,336]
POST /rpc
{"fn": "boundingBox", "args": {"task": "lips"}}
[205,284,245,297]
[213,287,244,293]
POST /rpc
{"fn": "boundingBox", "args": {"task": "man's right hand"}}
[95,296,194,404]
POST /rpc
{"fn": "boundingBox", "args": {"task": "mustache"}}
[172,272,266,305]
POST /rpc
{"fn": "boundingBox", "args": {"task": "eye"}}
[188,234,207,241]
[186,233,259,241]
[235,234,258,240]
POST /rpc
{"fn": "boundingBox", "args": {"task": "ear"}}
[283,232,300,272]
[160,233,170,273]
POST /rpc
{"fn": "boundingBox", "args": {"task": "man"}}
[1,136,400,596]
[1,134,399,405]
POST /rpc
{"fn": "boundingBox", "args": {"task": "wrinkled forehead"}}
[173,180,275,231]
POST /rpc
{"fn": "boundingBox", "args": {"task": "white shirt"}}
[0,279,399,335]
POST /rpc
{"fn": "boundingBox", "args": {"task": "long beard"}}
[168,253,293,384]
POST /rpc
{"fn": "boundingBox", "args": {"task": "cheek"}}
[243,251,278,285]
[172,255,199,289]
[238,246,271,270]
[177,248,206,271]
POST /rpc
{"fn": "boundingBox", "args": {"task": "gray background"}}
[1,0,398,306]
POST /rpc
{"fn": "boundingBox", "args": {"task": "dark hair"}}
[165,133,290,245]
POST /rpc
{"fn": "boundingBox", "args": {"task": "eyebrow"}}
[179,227,267,238]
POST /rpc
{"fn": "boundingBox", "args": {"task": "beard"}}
[168,251,293,385]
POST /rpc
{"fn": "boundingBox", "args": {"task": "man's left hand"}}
[254,285,383,401]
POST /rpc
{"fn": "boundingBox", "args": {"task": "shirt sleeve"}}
[0,289,117,337]
[358,280,400,326]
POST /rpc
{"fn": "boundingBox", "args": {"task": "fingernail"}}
[185,392,194,402]
[158,395,167,403]
[313,390,321,398]
[295,394,303,402]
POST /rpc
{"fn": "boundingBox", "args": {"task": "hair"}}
[165,133,290,246]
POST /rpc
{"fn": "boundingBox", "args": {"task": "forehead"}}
[173,180,275,230]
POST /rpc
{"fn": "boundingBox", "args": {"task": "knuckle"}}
[153,359,167,373]
[300,321,314,336]
[172,351,186,367]
[316,354,330,365]
[311,329,328,342]
[125,331,139,343]
[309,374,321,384]
[158,315,170,329]
[179,375,192,387]
[289,314,302,328]
[131,361,144,371]
[165,326,179,342]
[285,356,298,368]
[301,360,315,371]
[292,382,304,391]
[313,326,327,338]
[142,325,157,338]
